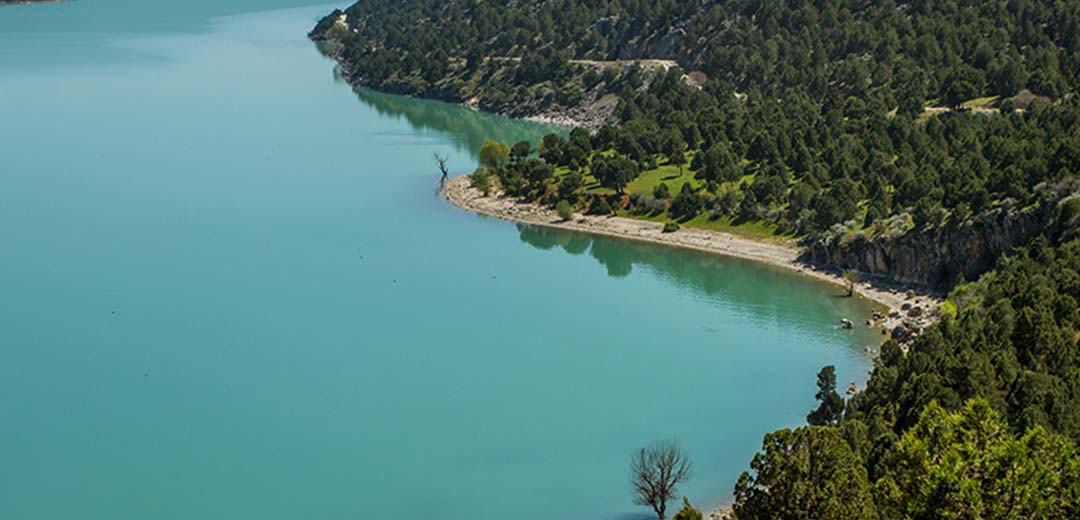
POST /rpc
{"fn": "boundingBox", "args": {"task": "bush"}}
[468,169,492,196]
[630,193,667,215]
[589,195,614,215]
[672,498,702,520]
[555,199,574,221]
[663,222,680,233]
[670,183,705,220]
[653,182,671,200]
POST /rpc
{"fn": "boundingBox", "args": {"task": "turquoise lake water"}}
[0,2,881,519]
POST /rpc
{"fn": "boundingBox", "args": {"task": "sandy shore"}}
[445,175,941,336]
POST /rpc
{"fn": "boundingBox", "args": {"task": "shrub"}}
[672,498,702,520]
[589,195,614,215]
[663,222,680,233]
[630,193,666,215]
[653,182,671,200]
[555,199,574,221]
[468,169,492,196]
[670,183,705,220]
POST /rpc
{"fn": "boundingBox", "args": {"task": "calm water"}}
[0,3,881,519]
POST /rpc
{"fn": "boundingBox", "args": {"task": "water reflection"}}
[338,68,566,158]
[517,223,882,344]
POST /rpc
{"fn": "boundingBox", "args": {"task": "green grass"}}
[553,153,792,243]
[682,214,793,243]
[962,95,1000,109]
[626,161,693,194]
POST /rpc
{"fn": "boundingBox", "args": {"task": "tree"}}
[876,400,1080,520]
[510,140,532,163]
[663,129,687,173]
[540,133,566,165]
[630,440,692,520]
[557,170,583,203]
[700,142,739,182]
[592,155,639,194]
[521,158,554,185]
[555,199,573,221]
[479,140,510,172]
[468,169,492,196]
[589,195,614,215]
[807,365,844,426]
[671,498,702,520]
[434,152,449,183]
[842,269,859,297]
[670,183,704,220]
[734,426,878,520]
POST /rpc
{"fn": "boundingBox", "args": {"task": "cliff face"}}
[803,207,1048,288]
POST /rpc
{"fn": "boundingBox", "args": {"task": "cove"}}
[0,3,880,519]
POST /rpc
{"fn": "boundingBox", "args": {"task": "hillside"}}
[313,1,1080,517]
[313,0,1080,124]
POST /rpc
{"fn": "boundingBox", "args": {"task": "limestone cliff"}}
[803,195,1080,288]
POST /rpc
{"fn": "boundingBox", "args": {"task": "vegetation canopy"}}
[313,0,1080,515]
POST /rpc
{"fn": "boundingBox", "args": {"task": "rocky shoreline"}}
[444,175,942,340]
[310,16,661,131]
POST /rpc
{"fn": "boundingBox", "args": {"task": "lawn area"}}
[552,154,792,243]
[626,162,693,194]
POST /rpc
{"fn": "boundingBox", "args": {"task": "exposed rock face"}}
[803,206,1047,288]
[616,28,686,61]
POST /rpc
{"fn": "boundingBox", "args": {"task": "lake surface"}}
[0,2,881,519]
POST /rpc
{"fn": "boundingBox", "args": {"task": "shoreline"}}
[444,175,942,335]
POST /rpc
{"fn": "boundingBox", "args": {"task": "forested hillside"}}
[314,0,1080,117]
[313,0,1080,517]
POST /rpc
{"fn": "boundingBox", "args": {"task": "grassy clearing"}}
[551,154,791,242]
[626,161,693,194]
[962,95,1000,109]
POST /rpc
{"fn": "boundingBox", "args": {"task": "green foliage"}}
[588,195,613,216]
[322,0,1080,236]
[319,0,1080,105]
[670,183,704,221]
[851,237,1080,440]
[734,425,879,520]
[557,170,583,203]
[478,140,509,172]
[807,365,845,427]
[555,199,573,221]
[319,4,1080,515]
[876,400,1080,519]
[591,154,639,193]
[671,498,702,520]
[652,182,671,200]
[662,222,679,233]
[468,169,492,196]
[699,143,739,183]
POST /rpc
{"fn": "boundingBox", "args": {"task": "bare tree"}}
[434,152,449,185]
[630,439,692,520]
[843,269,860,297]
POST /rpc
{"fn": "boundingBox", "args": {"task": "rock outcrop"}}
[803,206,1047,288]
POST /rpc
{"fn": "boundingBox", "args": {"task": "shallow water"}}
[0,3,880,519]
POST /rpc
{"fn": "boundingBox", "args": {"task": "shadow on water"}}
[336,68,565,158]
[516,223,882,334]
